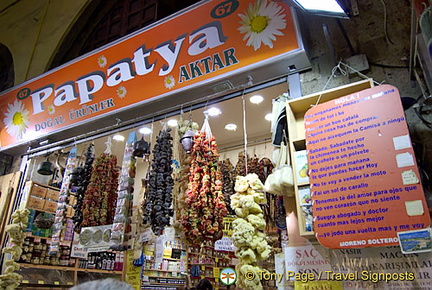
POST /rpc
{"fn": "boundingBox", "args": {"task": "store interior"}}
[6,81,291,289]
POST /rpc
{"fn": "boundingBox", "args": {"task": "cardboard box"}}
[43,199,58,213]
[294,150,309,184]
[27,196,45,210]
[30,184,47,198]
[45,189,59,200]
[66,206,74,218]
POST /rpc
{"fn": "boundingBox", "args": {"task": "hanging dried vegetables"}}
[219,158,235,215]
[142,128,174,235]
[81,153,119,227]
[71,144,95,232]
[235,151,247,177]
[172,116,199,237]
[247,154,260,176]
[181,131,228,245]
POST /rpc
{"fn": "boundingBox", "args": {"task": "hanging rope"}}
[315,61,384,106]
[241,88,248,175]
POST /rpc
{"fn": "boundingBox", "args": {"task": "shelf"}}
[18,263,122,274]
[188,263,216,266]
[297,182,310,187]
[287,79,373,114]
[162,257,182,261]
[76,268,123,274]
[143,269,184,273]
[146,275,185,279]
[19,263,74,271]
[146,282,185,286]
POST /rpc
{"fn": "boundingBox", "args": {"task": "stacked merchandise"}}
[111,132,137,244]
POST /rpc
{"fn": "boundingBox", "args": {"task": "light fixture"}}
[249,95,264,104]
[204,107,222,116]
[139,126,152,135]
[292,0,349,18]
[265,113,273,121]
[167,119,178,127]
[113,134,125,142]
[224,124,237,131]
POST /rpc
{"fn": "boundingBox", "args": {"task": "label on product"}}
[305,85,429,249]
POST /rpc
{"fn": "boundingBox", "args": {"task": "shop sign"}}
[222,215,236,237]
[125,250,141,290]
[215,236,236,252]
[0,0,302,149]
[305,85,429,249]
[329,246,432,289]
[70,232,88,259]
[284,245,332,278]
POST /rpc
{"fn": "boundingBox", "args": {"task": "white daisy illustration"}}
[98,55,108,68]
[117,86,127,98]
[164,75,175,89]
[238,0,287,51]
[3,100,30,139]
[47,105,56,115]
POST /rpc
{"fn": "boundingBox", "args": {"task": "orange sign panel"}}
[0,0,300,149]
[305,85,429,249]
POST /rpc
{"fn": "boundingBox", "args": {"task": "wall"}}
[0,0,91,85]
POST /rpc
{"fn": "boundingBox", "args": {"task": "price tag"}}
[38,280,44,284]
[22,280,29,284]
[67,282,74,285]
[201,266,205,271]
[213,267,220,278]
[215,257,219,262]
[54,281,60,285]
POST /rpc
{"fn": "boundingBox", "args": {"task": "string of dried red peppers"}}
[81,153,119,227]
[181,131,228,245]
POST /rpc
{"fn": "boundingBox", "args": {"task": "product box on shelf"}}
[30,184,48,198]
[294,150,309,184]
[27,196,46,211]
[46,188,60,200]
[43,199,58,213]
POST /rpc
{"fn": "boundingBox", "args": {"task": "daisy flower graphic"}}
[238,0,286,51]
[47,105,56,115]
[117,86,127,98]
[3,100,30,140]
[164,75,175,89]
[97,55,108,68]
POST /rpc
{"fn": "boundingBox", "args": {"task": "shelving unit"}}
[286,79,374,237]
[18,261,123,287]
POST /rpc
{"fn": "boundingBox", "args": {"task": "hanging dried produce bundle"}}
[235,151,247,177]
[230,174,271,290]
[71,144,95,232]
[181,130,228,245]
[0,209,28,289]
[247,154,260,176]
[81,153,119,227]
[142,128,174,235]
[173,115,199,236]
[219,158,235,215]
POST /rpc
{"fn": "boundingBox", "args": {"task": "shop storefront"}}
[0,0,431,290]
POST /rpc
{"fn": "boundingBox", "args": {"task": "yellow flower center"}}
[167,79,172,84]
[250,15,268,33]
[12,112,23,125]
